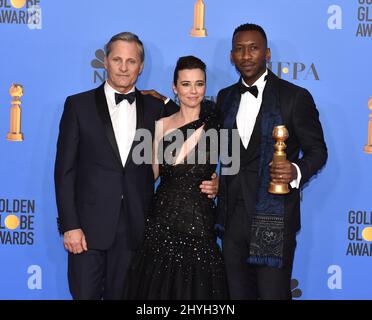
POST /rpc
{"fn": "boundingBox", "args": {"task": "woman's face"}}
[174,68,206,109]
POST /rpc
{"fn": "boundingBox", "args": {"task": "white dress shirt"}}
[236,70,301,188]
[104,81,136,167]
[236,70,267,149]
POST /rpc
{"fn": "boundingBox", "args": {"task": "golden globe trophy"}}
[7,83,24,142]
[364,97,372,154]
[268,125,289,194]
[190,0,207,37]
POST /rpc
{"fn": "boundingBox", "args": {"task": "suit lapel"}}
[223,82,241,130]
[218,82,240,160]
[244,71,279,154]
[258,70,281,143]
[134,88,145,131]
[260,69,280,117]
[256,70,282,175]
[123,89,145,168]
[95,83,123,167]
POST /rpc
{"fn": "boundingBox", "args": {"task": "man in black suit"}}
[216,23,327,299]
[54,32,218,300]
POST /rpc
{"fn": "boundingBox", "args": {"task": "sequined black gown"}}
[123,105,228,300]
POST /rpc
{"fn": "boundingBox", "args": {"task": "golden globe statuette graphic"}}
[364,97,372,154]
[7,84,24,142]
[268,125,290,194]
[190,0,207,37]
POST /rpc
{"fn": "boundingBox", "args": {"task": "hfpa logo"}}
[268,61,320,81]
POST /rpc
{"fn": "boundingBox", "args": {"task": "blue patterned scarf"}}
[247,87,285,268]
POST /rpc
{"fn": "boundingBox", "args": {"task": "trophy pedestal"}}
[268,182,289,194]
[364,145,372,154]
[190,28,207,37]
[190,0,207,38]
[7,132,23,141]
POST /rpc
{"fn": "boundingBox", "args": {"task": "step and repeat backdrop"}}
[0,0,371,299]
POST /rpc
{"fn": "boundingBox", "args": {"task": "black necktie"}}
[115,92,136,105]
[239,83,259,98]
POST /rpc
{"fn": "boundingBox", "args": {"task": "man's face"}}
[231,30,270,86]
[104,40,144,93]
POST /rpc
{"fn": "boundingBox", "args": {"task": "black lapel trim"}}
[123,89,145,168]
[95,83,123,167]
[223,81,241,130]
[260,69,280,118]
[135,88,145,131]
[256,69,282,175]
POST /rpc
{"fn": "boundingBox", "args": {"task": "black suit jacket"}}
[216,70,327,234]
[54,83,178,250]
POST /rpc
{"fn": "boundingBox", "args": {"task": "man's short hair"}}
[232,23,268,47]
[104,32,145,62]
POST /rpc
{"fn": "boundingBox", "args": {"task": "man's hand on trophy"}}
[270,160,297,184]
[141,89,167,102]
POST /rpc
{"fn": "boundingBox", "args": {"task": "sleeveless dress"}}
[123,104,228,300]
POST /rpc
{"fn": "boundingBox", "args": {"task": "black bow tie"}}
[239,83,258,98]
[115,92,136,105]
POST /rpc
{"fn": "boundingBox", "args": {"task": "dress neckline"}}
[163,117,204,140]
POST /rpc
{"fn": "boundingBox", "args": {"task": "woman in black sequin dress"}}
[123,56,228,300]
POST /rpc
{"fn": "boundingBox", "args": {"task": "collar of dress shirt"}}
[241,69,268,90]
[104,81,136,107]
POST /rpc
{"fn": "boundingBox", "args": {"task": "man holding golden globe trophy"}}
[216,23,328,300]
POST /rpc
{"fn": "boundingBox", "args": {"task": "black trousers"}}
[222,200,297,300]
[67,205,134,300]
